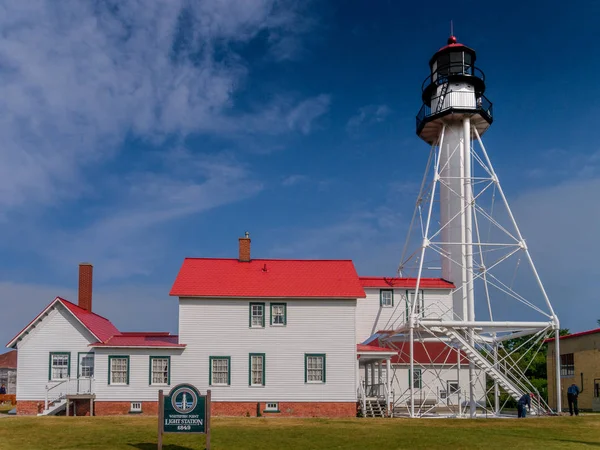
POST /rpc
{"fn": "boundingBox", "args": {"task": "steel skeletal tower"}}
[385,36,561,418]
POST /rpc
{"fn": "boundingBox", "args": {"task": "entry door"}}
[78,353,95,393]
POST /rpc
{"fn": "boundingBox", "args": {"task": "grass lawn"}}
[0,415,599,450]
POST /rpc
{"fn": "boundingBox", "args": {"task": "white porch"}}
[357,345,397,417]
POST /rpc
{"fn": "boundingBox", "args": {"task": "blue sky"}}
[1,0,599,348]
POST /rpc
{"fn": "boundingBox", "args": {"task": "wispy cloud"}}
[346,104,392,132]
[0,0,323,212]
[282,174,310,186]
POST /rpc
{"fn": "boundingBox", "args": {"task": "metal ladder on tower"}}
[441,327,543,414]
[435,82,450,114]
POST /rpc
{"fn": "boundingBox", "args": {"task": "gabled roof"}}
[359,277,455,289]
[0,350,17,368]
[545,328,600,343]
[90,332,185,349]
[60,299,120,342]
[6,297,120,348]
[170,258,366,299]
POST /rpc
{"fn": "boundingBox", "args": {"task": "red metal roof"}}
[0,350,17,368]
[368,338,468,365]
[545,328,600,343]
[357,344,397,353]
[359,277,455,289]
[6,297,120,347]
[170,258,366,299]
[60,298,120,343]
[90,333,185,348]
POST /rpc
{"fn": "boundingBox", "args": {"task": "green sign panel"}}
[158,384,211,449]
[163,384,206,433]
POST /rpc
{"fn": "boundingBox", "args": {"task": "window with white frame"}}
[406,290,425,317]
[49,353,70,381]
[130,402,142,413]
[410,368,422,389]
[250,303,265,328]
[150,356,170,385]
[380,289,393,307]
[109,356,129,385]
[305,354,326,383]
[210,357,230,385]
[265,402,279,412]
[271,303,286,326]
[249,354,265,386]
[447,380,459,395]
[79,353,94,378]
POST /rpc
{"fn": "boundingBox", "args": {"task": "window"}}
[130,402,142,413]
[150,356,170,385]
[406,290,425,317]
[210,356,231,386]
[249,303,265,328]
[271,303,287,326]
[249,354,265,386]
[109,356,129,385]
[265,402,279,412]
[49,352,70,381]
[380,289,393,307]
[594,379,600,398]
[560,353,574,377]
[409,368,422,389]
[440,390,447,400]
[78,352,94,378]
[305,354,326,383]
[447,381,460,395]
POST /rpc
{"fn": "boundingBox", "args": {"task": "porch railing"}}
[44,378,95,410]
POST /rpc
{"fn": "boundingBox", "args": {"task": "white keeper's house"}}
[7,234,484,417]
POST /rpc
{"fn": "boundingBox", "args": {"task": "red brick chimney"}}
[78,263,93,312]
[239,232,251,262]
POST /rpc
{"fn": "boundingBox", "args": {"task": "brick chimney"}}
[78,263,93,312]
[239,232,251,262]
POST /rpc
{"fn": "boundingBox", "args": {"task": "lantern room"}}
[416,36,494,144]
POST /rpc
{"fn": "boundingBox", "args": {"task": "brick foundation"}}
[93,401,355,417]
[214,401,356,417]
[94,401,159,416]
[17,400,44,415]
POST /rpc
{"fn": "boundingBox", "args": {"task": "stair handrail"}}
[358,378,366,417]
[448,328,549,415]
[45,378,69,410]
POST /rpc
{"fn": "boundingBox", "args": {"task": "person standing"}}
[567,383,580,416]
[0,384,6,395]
[517,393,531,418]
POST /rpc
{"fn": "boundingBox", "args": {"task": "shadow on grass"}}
[552,440,600,447]
[129,444,198,450]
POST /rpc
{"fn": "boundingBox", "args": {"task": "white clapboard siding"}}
[15,304,97,400]
[422,291,454,321]
[356,288,453,344]
[174,298,357,402]
[93,348,185,402]
[389,365,487,404]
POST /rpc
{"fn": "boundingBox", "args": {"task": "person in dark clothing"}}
[567,384,580,416]
[0,384,6,395]
[517,393,531,418]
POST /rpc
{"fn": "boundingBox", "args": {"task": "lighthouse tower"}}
[389,35,562,418]
[417,35,492,323]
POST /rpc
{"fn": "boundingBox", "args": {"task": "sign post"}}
[158,384,211,450]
